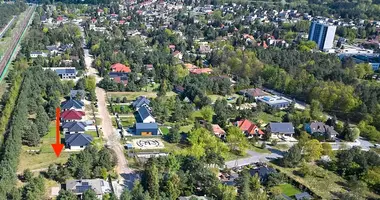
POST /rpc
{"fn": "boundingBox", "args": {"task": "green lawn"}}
[120,117,135,127]
[85,131,98,138]
[18,121,73,172]
[274,184,301,197]
[179,124,193,133]
[141,83,160,92]
[108,91,177,100]
[249,144,271,153]
[160,126,169,135]
[251,111,286,126]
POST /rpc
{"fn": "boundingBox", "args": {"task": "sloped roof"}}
[295,192,312,200]
[236,119,264,135]
[137,106,153,122]
[65,133,93,147]
[70,90,85,99]
[132,96,150,108]
[66,179,111,195]
[212,124,226,135]
[62,121,86,132]
[61,99,84,110]
[61,110,85,120]
[135,122,158,130]
[111,63,131,73]
[269,122,295,134]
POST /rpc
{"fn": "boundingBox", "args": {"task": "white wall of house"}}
[68,146,86,150]
[143,116,155,123]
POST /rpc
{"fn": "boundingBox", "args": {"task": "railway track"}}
[0,5,35,81]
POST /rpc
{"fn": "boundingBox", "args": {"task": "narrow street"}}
[81,29,137,195]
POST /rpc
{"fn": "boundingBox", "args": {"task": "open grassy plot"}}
[179,124,193,133]
[120,117,135,127]
[107,91,177,100]
[85,131,98,138]
[270,163,345,199]
[208,94,240,103]
[251,111,286,125]
[18,121,72,172]
[274,183,301,197]
[141,83,160,92]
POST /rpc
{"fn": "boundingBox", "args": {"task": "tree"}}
[322,143,333,157]
[82,189,97,200]
[144,163,159,200]
[47,164,58,180]
[120,189,132,200]
[310,100,324,121]
[345,127,360,142]
[226,126,249,155]
[165,174,181,200]
[217,184,237,200]
[282,144,302,167]
[304,139,323,162]
[167,125,181,143]
[56,190,77,200]
[200,106,214,122]
[35,106,49,137]
[23,169,33,182]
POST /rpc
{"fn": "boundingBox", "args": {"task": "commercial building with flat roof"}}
[308,21,336,51]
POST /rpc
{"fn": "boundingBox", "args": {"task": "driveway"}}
[225,148,284,168]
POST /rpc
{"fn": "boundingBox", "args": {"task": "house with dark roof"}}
[295,192,313,200]
[267,122,295,137]
[173,85,185,94]
[109,72,129,86]
[249,166,276,183]
[61,99,84,111]
[61,110,85,122]
[136,106,155,123]
[135,123,159,136]
[235,119,264,137]
[65,133,93,150]
[65,179,111,199]
[45,67,77,79]
[70,90,85,100]
[132,96,150,110]
[304,122,338,139]
[62,121,87,134]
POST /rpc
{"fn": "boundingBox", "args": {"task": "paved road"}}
[225,148,284,168]
[81,27,137,195]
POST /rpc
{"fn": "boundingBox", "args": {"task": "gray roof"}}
[295,192,312,200]
[132,96,150,108]
[135,122,158,130]
[66,179,111,195]
[65,133,92,147]
[137,106,153,122]
[269,122,295,134]
[61,99,84,109]
[62,121,86,132]
[308,122,338,136]
[54,68,76,75]
[70,90,85,99]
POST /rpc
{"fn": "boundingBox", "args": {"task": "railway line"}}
[0,5,35,81]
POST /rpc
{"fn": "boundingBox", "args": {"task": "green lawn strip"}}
[249,144,271,153]
[179,124,193,133]
[119,117,135,127]
[108,91,177,100]
[273,183,301,197]
[159,126,169,135]
[251,111,286,125]
[85,131,98,138]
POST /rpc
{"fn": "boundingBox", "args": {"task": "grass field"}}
[120,117,135,127]
[159,126,169,135]
[18,121,73,172]
[107,91,177,100]
[85,131,98,138]
[273,183,301,197]
[251,111,286,126]
[179,124,193,133]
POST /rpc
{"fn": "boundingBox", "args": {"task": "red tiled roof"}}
[184,63,198,70]
[236,119,264,135]
[190,68,213,74]
[61,110,85,120]
[111,63,131,73]
[212,124,226,136]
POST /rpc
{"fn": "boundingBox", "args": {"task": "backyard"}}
[273,183,301,197]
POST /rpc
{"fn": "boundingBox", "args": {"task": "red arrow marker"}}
[51,107,64,157]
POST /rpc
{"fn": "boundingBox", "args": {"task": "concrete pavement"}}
[225,148,284,168]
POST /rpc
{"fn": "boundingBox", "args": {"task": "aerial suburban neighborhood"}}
[0,0,380,200]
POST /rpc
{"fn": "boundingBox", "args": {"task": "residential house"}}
[135,123,159,136]
[110,63,131,73]
[173,85,185,94]
[295,192,313,200]
[30,51,48,58]
[235,119,264,137]
[62,121,86,134]
[136,106,155,123]
[61,110,85,122]
[132,96,150,110]
[178,196,208,200]
[304,122,338,139]
[65,133,93,150]
[65,179,111,199]
[172,51,183,60]
[190,68,213,74]
[267,122,295,137]
[70,90,86,100]
[238,88,267,99]
[46,67,77,80]
[212,124,226,138]
[249,166,276,183]
[60,99,84,111]
[257,95,291,109]
[109,72,129,86]
[46,45,59,54]
[199,44,212,54]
